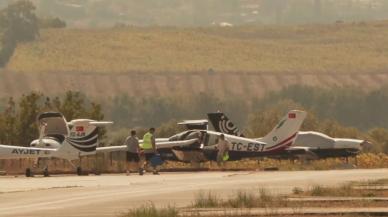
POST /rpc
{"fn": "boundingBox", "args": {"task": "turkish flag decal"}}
[76,126,84,132]
[288,113,296,119]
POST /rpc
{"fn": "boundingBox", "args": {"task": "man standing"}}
[216,134,230,168]
[125,130,143,175]
[141,128,160,175]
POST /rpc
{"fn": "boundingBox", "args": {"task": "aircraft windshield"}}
[37,112,69,136]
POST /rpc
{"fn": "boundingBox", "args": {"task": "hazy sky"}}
[2,0,388,27]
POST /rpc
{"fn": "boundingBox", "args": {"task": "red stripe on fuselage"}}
[265,132,297,151]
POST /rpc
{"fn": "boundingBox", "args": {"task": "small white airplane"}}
[0,112,113,176]
[207,112,372,160]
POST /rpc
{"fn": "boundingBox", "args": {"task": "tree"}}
[247,99,304,137]
[367,128,388,153]
[0,0,39,42]
[0,29,16,66]
[0,0,39,66]
[0,91,106,146]
[59,91,86,121]
[0,97,17,144]
[16,92,43,145]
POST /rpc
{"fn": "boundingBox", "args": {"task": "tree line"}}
[0,0,65,67]
[102,85,388,153]
[1,85,388,153]
[103,85,388,131]
[257,85,388,131]
[0,91,104,146]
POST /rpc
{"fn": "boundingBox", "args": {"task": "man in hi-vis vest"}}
[141,127,159,175]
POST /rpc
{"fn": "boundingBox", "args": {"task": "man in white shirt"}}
[125,130,143,175]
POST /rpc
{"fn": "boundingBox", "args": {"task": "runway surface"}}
[0,169,388,217]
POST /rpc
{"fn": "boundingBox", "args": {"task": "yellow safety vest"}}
[142,132,153,150]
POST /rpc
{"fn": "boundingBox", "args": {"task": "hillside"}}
[7,21,388,74]
[1,71,387,100]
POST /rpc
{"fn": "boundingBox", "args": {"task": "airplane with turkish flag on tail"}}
[207,111,372,160]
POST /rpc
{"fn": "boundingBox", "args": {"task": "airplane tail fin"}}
[62,119,113,156]
[260,110,307,152]
[207,112,244,137]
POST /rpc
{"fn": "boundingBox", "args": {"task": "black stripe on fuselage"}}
[66,137,98,147]
[69,128,99,141]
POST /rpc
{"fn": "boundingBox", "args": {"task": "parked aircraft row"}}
[0,110,370,176]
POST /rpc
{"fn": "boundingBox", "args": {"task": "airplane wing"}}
[0,144,58,159]
[96,139,198,153]
[157,139,199,149]
[96,145,126,153]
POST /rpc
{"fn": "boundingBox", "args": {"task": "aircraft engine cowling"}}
[30,138,62,149]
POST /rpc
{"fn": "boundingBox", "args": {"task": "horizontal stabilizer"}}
[89,121,114,126]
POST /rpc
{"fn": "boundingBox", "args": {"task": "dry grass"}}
[190,182,388,209]
[294,179,388,198]
[192,191,221,208]
[119,180,388,217]
[1,153,387,175]
[119,204,178,217]
[161,153,388,172]
[192,188,288,209]
[8,21,388,74]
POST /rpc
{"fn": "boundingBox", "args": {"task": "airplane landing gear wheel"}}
[25,168,32,177]
[43,167,49,177]
[76,167,82,176]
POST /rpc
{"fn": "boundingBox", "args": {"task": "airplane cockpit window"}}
[38,112,69,137]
